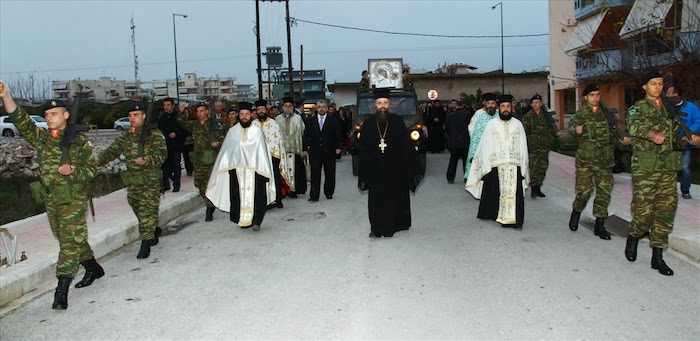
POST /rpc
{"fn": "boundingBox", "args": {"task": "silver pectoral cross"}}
[378,138,387,153]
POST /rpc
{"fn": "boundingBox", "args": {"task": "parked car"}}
[1,115,49,137]
[114,117,131,130]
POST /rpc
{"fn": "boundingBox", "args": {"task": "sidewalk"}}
[546,152,699,262]
[0,175,202,307]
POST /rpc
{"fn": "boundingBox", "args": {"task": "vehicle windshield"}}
[31,116,46,122]
[357,97,417,116]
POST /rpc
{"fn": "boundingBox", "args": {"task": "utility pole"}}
[256,0,263,99]
[285,0,293,97]
[300,44,304,98]
[131,14,139,92]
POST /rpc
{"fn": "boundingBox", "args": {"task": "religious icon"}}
[368,58,403,89]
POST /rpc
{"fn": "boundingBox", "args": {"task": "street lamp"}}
[492,2,504,94]
[173,13,188,101]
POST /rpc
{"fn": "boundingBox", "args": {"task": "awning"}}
[682,0,699,32]
[619,0,674,39]
[565,9,609,54]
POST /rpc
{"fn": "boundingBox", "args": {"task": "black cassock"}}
[358,113,419,237]
[477,167,525,228]
[229,169,269,226]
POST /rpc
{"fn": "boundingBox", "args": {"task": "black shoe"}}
[137,240,152,259]
[593,217,611,240]
[252,224,261,231]
[536,186,546,197]
[682,192,692,199]
[52,277,72,310]
[625,235,639,262]
[308,198,318,202]
[369,232,381,238]
[326,195,332,200]
[651,248,674,276]
[569,210,581,231]
[288,192,298,198]
[74,258,104,288]
[172,187,180,193]
[531,186,538,198]
[277,201,284,208]
[152,227,162,246]
[447,179,454,184]
[205,207,215,222]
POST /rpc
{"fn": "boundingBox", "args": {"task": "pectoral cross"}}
[378,138,387,153]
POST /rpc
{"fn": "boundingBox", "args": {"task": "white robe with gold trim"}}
[275,113,305,192]
[206,124,275,226]
[253,118,290,185]
[466,117,529,224]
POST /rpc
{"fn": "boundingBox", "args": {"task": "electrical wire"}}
[290,17,548,39]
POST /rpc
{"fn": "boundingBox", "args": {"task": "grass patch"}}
[0,173,125,225]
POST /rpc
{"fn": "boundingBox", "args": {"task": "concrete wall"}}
[412,72,549,103]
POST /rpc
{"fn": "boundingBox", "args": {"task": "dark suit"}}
[444,108,472,182]
[303,113,343,200]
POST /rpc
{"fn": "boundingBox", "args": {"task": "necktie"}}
[320,116,325,130]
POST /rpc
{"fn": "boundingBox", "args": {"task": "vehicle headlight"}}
[410,130,420,141]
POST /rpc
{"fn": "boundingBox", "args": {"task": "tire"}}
[116,126,123,131]
[2,129,15,137]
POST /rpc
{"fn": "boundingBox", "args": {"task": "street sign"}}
[427,89,438,100]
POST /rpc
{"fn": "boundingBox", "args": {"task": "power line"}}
[290,17,548,39]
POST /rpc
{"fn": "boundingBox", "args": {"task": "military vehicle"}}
[349,87,427,176]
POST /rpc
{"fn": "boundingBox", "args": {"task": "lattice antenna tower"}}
[130,14,139,86]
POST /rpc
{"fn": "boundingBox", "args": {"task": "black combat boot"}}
[569,210,581,231]
[205,207,215,222]
[152,226,162,246]
[625,235,639,262]
[536,186,546,197]
[593,217,611,240]
[52,276,72,310]
[530,186,538,198]
[74,257,105,288]
[136,240,152,259]
[651,248,674,276]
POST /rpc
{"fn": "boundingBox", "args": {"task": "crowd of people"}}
[0,68,698,310]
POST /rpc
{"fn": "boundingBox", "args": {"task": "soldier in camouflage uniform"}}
[177,101,224,221]
[522,94,562,198]
[567,84,632,240]
[0,81,104,310]
[97,103,167,259]
[625,71,700,276]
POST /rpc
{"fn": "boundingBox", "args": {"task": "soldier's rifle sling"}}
[60,96,95,221]
[209,101,218,143]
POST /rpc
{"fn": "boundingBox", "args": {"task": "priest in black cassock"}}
[358,88,419,238]
[465,94,530,229]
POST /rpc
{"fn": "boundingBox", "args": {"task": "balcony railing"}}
[575,0,634,21]
[575,49,623,78]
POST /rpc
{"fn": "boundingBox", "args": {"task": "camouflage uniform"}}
[177,115,224,207]
[98,126,167,241]
[522,108,557,187]
[7,106,96,279]
[568,104,617,217]
[627,98,683,249]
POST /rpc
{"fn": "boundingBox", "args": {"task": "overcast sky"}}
[0,0,550,87]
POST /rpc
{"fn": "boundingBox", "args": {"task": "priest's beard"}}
[487,108,496,116]
[257,114,267,121]
[376,109,389,124]
[499,111,513,121]
[240,120,252,128]
[283,109,293,117]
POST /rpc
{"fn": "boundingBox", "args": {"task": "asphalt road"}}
[1,153,698,339]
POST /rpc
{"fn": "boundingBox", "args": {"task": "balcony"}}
[575,0,634,21]
[575,49,623,78]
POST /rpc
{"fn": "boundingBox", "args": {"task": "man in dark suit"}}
[444,99,472,183]
[303,100,343,201]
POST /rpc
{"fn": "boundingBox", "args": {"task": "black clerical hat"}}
[40,99,67,112]
[281,97,294,105]
[373,88,391,100]
[497,94,514,104]
[125,102,145,114]
[641,70,663,85]
[254,99,267,108]
[238,102,254,111]
[481,93,497,101]
[582,83,600,96]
